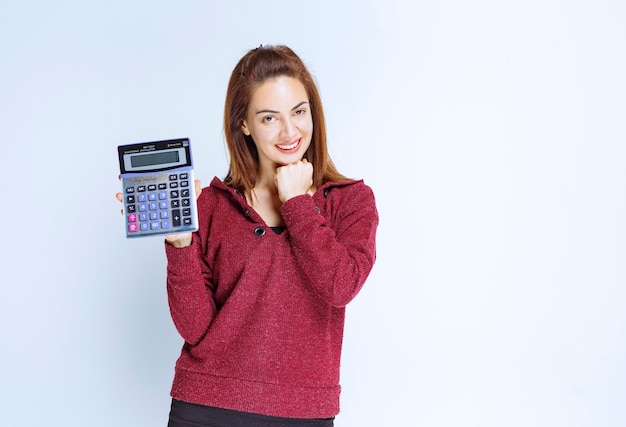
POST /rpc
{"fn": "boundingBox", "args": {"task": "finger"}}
[116,192,123,202]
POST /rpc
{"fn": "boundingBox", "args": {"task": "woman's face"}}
[242,76,313,173]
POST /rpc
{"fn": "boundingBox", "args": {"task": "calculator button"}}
[181,189,190,197]
[171,200,180,208]
[180,173,188,180]
[150,212,159,220]
[181,180,189,187]
[170,182,179,189]
[149,202,158,211]
[148,184,157,191]
[138,194,147,202]
[169,174,178,181]
[127,204,136,213]
[161,210,170,219]
[161,220,171,229]
[170,190,179,198]
[139,213,148,221]
[158,183,167,190]
[137,185,146,192]
[140,222,149,231]
[172,209,181,227]
[126,195,135,203]
[139,203,147,212]
[182,198,190,207]
[159,191,168,200]
[128,214,137,223]
[128,223,139,233]
[126,187,135,194]
[182,208,191,216]
[183,217,193,226]
[159,201,168,209]
[149,193,157,201]
[150,221,160,230]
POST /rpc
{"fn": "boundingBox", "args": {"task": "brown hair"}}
[223,45,348,193]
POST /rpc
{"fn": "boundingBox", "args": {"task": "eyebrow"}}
[255,101,309,116]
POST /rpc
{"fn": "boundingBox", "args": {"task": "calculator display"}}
[131,150,179,168]
[118,138,199,238]
[121,140,189,173]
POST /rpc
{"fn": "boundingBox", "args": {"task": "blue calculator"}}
[118,138,199,238]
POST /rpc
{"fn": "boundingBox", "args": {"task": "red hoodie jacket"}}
[164,176,378,418]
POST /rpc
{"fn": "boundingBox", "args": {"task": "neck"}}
[254,161,279,192]
[245,165,276,203]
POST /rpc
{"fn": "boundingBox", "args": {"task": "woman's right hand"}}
[116,179,202,248]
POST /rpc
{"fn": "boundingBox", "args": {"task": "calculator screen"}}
[119,138,191,174]
[130,150,180,168]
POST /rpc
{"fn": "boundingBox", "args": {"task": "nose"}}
[280,117,297,139]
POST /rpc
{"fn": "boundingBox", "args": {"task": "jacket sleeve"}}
[281,182,378,307]
[165,235,217,345]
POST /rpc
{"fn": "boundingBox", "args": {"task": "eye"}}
[263,115,276,123]
[294,108,307,116]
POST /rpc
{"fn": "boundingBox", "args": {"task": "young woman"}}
[120,45,378,426]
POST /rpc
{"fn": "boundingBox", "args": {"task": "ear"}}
[241,120,251,136]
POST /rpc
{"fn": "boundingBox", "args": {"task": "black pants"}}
[168,399,335,427]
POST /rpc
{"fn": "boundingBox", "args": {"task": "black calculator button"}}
[182,208,191,216]
[172,209,181,227]
[170,190,179,198]
[126,187,135,194]
[170,182,179,189]
[171,199,180,208]
[180,173,188,180]
[137,185,146,192]
[127,204,136,213]
[126,195,135,204]
[183,217,192,226]
[148,184,157,191]
[158,183,167,190]
[182,198,190,207]
[181,189,190,197]
[181,180,189,187]
[169,174,178,181]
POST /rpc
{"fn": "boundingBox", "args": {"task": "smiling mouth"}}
[276,139,301,152]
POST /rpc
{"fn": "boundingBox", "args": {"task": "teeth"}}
[278,141,298,150]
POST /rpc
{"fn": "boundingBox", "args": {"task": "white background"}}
[1,1,625,426]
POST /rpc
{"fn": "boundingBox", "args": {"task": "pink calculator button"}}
[128,214,138,223]
[128,223,139,233]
